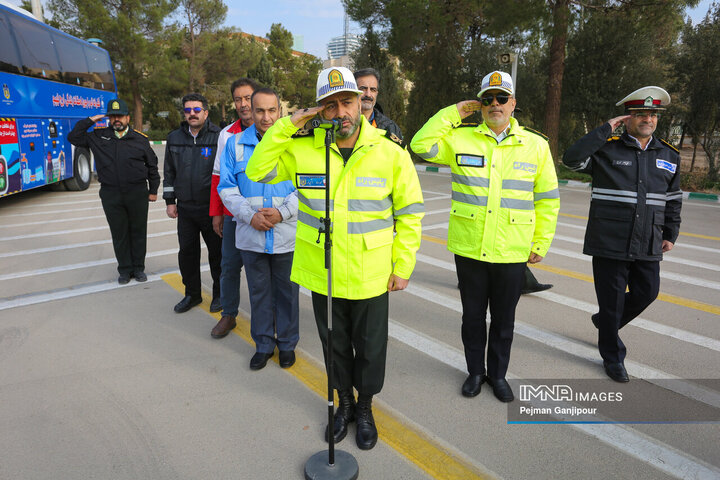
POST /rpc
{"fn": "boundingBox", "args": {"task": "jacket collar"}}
[180,119,218,137]
[620,132,662,150]
[239,123,259,146]
[476,116,525,142]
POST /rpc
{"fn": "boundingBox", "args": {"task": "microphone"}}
[310,117,341,130]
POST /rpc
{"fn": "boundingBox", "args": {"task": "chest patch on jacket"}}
[656,159,676,173]
[613,159,632,167]
[456,154,485,167]
[513,161,537,173]
[356,177,386,188]
[297,174,326,189]
[201,147,212,158]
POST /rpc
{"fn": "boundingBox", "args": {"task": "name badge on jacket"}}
[656,159,676,173]
[297,173,326,189]
[456,154,485,167]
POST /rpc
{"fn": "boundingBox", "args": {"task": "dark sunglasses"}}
[183,107,204,114]
[480,93,511,106]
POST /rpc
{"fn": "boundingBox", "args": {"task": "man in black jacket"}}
[68,98,160,284]
[354,68,404,141]
[563,86,682,383]
[163,93,222,313]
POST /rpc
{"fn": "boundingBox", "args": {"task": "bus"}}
[0,0,118,198]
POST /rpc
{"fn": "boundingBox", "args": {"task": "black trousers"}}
[99,186,149,275]
[311,291,389,396]
[455,255,525,379]
[592,257,660,364]
[176,202,222,298]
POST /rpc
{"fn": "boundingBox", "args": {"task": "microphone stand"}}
[304,124,359,480]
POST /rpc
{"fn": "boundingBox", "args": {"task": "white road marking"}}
[0,218,171,241]
[0,231,176,258]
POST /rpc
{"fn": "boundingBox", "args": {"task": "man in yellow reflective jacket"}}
[411,70,559,402]
[246,67,424,450]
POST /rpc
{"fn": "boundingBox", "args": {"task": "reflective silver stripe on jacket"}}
[218,186,240,202]
[452,173,490,188]
[534,188,560,201]
[646,192,668,207]
[591,194,638,204]
[567,157,591,171]
[394,203,425,216]
[298,192,334,211]
[164,186,174,192]
[298,210,326,230]
[646,200,667,207]
[502,179,534,192]
[592,187,637,197]
[348,216,394,234]
[416,143,439,159]
[258,166,278,183]
[348,197,393,212]
[452,190,488,206]
[212,168,220,175]
[591,187,638,204]
[666,190,683,201]
[500,198,534,210]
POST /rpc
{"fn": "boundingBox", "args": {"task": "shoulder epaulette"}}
[455,122,479,128]
[523,126,548,141]
[383,129,405,147]
[660,139,679,153]
[291,127,313,138]
[607,136,621,142]
[134,130,148,138]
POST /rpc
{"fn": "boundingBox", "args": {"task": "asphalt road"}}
[1,146,718,480]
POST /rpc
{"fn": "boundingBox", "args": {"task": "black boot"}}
[325,390,355,443]
[355,395,378,450]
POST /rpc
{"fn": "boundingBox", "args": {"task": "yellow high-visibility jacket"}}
[246,115,424,300]
[411,105,559,263]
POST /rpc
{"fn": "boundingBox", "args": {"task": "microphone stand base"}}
[304,450,359,480]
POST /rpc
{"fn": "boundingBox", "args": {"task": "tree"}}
[677,4,720,184]
[47,0,177,129]
[350,27,407,132]
[177,0,227,90]
[249,53,275,88]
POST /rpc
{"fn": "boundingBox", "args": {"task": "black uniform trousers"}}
[176,202,222,299]
[311,291,389,396]
[592,256,660,364]
[455,255,525,380]
[99,186,149,275]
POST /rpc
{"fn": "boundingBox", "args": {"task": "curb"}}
[416,166,720,202]
[150,140,166,145]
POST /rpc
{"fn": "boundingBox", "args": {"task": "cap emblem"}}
[328,69,344,88]
[489,72,502,86]
[112,101,119,110]
[644,96,654,107]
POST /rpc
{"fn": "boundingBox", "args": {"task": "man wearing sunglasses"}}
[411,70,559,403]
[163,93,223,314]
[563,86,682,383]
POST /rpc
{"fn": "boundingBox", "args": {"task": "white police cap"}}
[477,70,514,98]
[316,67,363,103]
[616,86,670,111]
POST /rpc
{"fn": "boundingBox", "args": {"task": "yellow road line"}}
[422,235,720,316]
[559,212,588,220]
[161,273,495,480]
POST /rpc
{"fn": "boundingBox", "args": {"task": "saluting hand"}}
[290,106,326,128]
[607,115,631,131]
[89,114,105,122]
[456,100,482,120]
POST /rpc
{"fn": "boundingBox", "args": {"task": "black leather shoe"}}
[325,390,355,444]
[461,374,484,397]
[118,273,131,285]
[486,377,514,402]
[279,350,295,368]
[521,283,553,295]
[174,296,201,313]
[355,397,377,450]
[133,271,147,282]
[249,351,273,370]
[604,362,629,383]
[591,313,600,329]
[209,296,222,313]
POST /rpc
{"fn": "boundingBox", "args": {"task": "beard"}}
[112,122,126,132]
[335,111,362,139]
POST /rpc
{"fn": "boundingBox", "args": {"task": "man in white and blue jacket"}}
[218,88,299,370]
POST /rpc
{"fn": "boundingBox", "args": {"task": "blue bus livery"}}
[0,1,118,197]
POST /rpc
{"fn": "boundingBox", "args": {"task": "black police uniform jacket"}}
[562,123,682,261]
[67,117,160,193]
[163,120,220,206]
[373,107,404,141]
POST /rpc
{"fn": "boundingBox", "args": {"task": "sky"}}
[6,0,715,60]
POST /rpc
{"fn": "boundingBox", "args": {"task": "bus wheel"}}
[64,149,92,191]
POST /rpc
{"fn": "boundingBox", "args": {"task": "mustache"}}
[361,96,374,102]
[188,116,199,121]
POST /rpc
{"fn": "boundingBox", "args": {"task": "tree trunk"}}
[543,0,569,162]
[690,141,697,172]
[131,76,143,131]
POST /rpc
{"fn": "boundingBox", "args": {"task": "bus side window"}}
[0,13,22,75]
[8,13,62,82]
[53,32,93,88]
[84,45,115,92]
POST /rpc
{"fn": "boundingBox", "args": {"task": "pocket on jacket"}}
[586,204,633,253]
[649,210,665,256]
[362,228,393,281]
[449,202,481,248]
